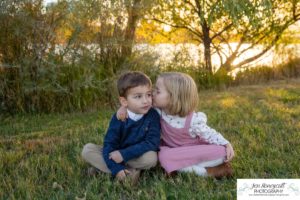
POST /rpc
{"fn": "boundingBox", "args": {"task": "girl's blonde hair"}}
[159,72,198,117]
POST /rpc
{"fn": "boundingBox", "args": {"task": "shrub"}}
[234,58,300,85]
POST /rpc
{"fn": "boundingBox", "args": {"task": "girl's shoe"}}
[165,171,178,178]
[205,162,233,179]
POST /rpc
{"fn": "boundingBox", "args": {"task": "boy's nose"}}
[142,96,148,102]
[143,96,151,103]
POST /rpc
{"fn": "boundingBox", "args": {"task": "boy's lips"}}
[142,105,151,110]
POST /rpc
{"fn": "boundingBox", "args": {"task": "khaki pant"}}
[81,143,157,173]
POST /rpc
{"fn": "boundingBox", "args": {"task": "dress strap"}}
[183,112,194,130]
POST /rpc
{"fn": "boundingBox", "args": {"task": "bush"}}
[0,0,141,114]
[158,65,233,90]
[0,53,117,113]
[276,58,300,78]
[234,58,300,85]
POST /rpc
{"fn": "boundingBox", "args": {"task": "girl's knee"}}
[158,149,169,161]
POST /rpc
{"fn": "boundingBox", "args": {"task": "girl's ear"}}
[119,97,128,107]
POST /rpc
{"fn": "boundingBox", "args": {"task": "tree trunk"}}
[121,0,141,59]
[218,53,237,72]
[202,22,212,73]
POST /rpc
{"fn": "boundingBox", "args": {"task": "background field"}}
[1,79,299,200]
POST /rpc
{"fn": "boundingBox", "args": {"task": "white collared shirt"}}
[127,109,144,121]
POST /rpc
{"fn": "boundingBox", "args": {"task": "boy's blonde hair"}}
[159,72,198,117]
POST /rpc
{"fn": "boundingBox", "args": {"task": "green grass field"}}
[1,79,300,200]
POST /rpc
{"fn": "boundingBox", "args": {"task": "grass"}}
[1,78,300,200]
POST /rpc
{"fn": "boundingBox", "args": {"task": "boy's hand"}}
[224,143,234,162]
[109,150,124,163]
[117,106,128,121]
[116,169,130,181]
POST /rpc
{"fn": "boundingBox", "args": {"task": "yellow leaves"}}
[22,136,66,153]
[220,97,236,108]
[135,20,193,44]
[1,135,66,154]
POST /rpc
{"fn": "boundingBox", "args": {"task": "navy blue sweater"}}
[103,108,161,176]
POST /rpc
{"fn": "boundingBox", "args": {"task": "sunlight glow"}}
[44,0,57,5]
[163,25,171,32]
[43,0,57,6]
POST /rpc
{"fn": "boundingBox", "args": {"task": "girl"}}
[152,72,234,178]
[118,72,234,178]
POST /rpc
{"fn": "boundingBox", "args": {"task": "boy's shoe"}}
[87,167,99,176]
[126,168,141,185]
[206,162,233,179]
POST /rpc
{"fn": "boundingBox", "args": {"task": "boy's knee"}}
[142,151,158,168]
[81,143,95,159]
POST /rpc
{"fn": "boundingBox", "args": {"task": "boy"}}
[81,71,161,183]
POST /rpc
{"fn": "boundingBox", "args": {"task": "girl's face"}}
[153,77,170,110]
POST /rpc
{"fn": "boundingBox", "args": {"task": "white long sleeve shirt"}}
[156,109,229,145]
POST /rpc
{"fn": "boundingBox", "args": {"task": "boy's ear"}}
[119,97,128,107]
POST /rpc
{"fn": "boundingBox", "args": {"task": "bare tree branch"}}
[234,34,281,68]
[211,23,233,40]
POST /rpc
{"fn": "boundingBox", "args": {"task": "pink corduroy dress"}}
[158,112,226,173]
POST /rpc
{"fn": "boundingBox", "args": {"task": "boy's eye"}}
[147,93,152,97]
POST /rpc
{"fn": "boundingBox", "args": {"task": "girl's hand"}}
[224,143,234,162]
[117,106,128,121]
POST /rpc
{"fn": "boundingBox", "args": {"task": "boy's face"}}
[119,85,152,114]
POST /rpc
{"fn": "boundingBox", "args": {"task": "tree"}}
[0,0,155,112]
[57,0,155,107]
[0,0,68,112]
[0,0,156,112]
[151,0,300,73]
